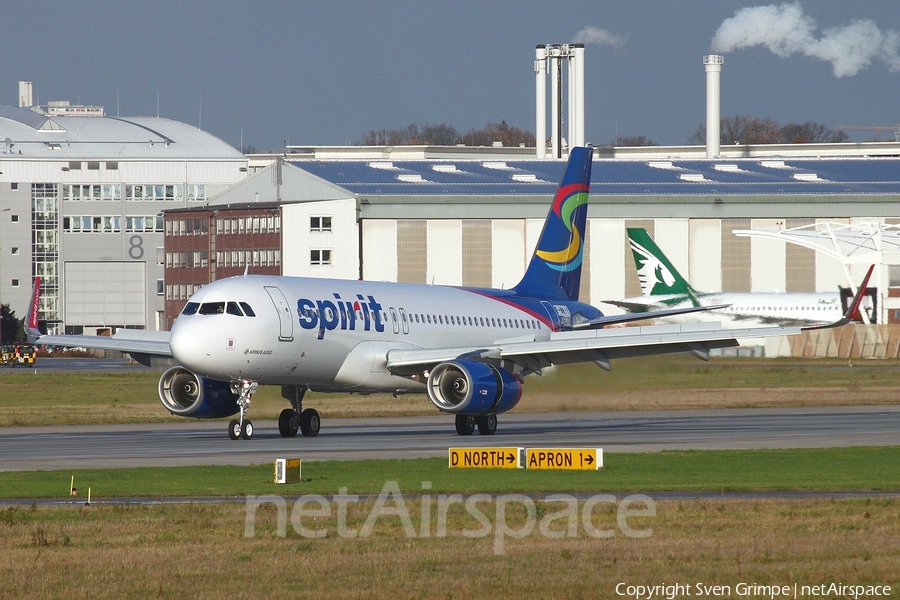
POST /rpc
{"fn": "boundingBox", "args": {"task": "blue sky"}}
[4,1,900,150]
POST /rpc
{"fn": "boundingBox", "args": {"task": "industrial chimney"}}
[18,81,33,108]
[703,55,723,158]
[535,44,585,158]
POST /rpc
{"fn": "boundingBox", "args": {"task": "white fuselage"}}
[618,291,842,327]
[169,275,558,393]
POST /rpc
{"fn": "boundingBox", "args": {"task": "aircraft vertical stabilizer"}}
[627,228,698,302]
[513,146,593,301]
[25,277,42,342]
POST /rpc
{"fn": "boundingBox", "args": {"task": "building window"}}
[310,216,332,232]
[87,162,100,170]
[11,279,19,288]
[11,215,18,222]
[68,161,81,170]
[11,247,18,255]
[10,183,17,190]
[310,249,332,265]
[157,280,164,295]
[106,162,118,170]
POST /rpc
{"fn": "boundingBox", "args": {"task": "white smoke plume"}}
[572,27,628,49]
[711,3,900,77]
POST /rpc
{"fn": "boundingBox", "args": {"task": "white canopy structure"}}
[734,222,900,325]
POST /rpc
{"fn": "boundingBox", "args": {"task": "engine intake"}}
[158,366,240,419]
[426,360,522,415]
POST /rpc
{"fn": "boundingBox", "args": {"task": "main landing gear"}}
[228,379,258,440]
[455,414,497,436]
[278,386,320,438]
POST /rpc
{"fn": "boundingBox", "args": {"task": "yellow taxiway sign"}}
[448,447,524,469]
[526,448,602,470]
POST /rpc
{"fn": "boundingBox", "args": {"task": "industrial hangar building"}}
[0,100,247,335]
[165,145,900,329]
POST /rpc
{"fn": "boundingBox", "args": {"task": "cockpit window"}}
[239,302,256,317]
[226,302,243,316]
[182,302,200,316]
[198,302,226,315]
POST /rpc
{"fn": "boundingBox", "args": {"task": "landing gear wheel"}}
[455,414,476,436]
[240,420,254,440]
[228,419,241,440]
[476,414,497,435]
[278,409,299,438]
[299,408,320,437]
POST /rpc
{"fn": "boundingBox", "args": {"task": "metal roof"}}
[0,105,243,160]
[288,156,900,198]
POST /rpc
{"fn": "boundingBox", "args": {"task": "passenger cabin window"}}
[182,302,200,315]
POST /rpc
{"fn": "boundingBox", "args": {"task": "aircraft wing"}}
[573,304,731,329]
[35,330,172,366]
[601,300,656,313]
[386,321,800,375]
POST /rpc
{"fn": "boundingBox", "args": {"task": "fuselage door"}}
[389,307,400,334]
[264,286,294,342]
[399,308,409,334]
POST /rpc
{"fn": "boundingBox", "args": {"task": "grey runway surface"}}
[1,405,899,471]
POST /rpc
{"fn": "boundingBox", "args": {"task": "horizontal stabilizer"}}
[573,304,732,330]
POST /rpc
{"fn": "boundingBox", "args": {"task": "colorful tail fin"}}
[626,228,699,299]
[513,146,593,301]
[25,277,42,342]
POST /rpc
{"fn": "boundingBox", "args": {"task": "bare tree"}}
[612,135,659,147]
[358,123,461,146]
[780,121,849,143]
[461,121,536,147]
[359,121,534,147]
[689,116,849,145]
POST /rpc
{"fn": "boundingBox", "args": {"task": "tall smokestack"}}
[568,44,585,148]
[535,44,585,158]
[18,81,33,108]
[703,55,723,158]
[535,46,547,159]
[550,45,561,158]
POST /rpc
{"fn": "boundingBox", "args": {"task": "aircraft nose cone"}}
[169,318,211,371]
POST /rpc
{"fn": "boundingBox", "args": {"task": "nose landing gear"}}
[227,379,258,440]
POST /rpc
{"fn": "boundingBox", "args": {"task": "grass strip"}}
[2,446,899,499]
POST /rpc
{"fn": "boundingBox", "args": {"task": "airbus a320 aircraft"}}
[606,228,849,326]
[28,147,868,440]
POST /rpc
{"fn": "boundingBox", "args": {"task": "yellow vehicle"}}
[1,344,36,367]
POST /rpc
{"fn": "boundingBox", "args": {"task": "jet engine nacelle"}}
[426,360,522,415]
[158,366,241,419]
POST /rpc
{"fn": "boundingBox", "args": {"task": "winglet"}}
[803,265,873,331]
[25,277,42,342]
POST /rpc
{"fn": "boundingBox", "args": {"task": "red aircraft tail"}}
[24,277,42,341]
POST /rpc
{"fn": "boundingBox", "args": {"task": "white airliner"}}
[26,147,868,440]
[606,228,853,326]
